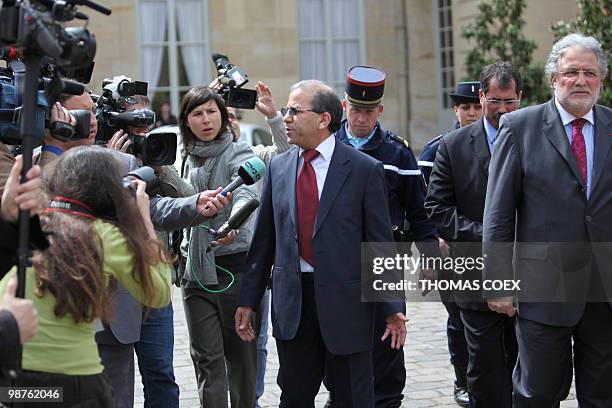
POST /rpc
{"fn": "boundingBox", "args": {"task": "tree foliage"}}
[462,0,550,105]
[551,0,611,107]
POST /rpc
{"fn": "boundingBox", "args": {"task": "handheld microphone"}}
[220,157,266,197]
[208,198,259,249]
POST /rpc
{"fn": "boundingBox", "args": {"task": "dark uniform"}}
[326,65,438,408]
[337,122,435,244]
[418,122,458,185]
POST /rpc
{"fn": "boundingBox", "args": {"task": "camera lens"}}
[141,132,177,166]
[147,137,163,160]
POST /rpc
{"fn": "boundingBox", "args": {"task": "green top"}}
[0,220,171,375]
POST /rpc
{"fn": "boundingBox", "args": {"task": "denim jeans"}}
[255,289,271,408]
[135,303,180,408]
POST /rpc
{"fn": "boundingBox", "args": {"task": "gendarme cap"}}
[345,65,385,108]
[449,81,480,104]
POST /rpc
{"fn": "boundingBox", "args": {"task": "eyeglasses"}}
[558,69,599,79]
[484,98,520,107]
[280,106,321,117]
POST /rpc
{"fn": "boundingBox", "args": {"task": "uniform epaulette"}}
[390,133,410,149]
[431,134,444,144]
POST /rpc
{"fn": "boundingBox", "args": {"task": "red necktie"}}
[571,118,587,189]
[297,149,320,266]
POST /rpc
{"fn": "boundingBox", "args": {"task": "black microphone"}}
[208,199,259,249]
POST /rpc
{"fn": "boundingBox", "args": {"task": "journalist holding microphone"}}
[0,146,173,406]
[158,86,261,408]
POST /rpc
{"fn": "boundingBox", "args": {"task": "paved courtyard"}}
[134,287,577,407]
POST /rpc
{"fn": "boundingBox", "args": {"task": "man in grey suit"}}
[483,33,612,407]
[425,62,522,407]
[235,80,407,408]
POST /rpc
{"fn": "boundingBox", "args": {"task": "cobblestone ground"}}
[134,287,577,407]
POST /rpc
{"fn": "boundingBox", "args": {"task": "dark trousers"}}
[135,303,180,408]
[325,305,405,408]
[371,305,405,408]
[514,302,612,408]
[440,297,469,374]
[12,370,114,407]
[276,274,374,408]
[182,253,259,408]
[460,308,517,408]
[96,330,135,408]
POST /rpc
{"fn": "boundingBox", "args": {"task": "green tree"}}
[462,0,550,105]
[551,0,611,107]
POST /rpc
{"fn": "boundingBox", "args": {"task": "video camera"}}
[0,0,106,145]
[94,76,177,166]
[0,59,91,144]
[212,53,257,110]
[0,0,105,75]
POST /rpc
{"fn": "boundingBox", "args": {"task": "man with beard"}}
[425,62,522,407]
[483,33,612,407]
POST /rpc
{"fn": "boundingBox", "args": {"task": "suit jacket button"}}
[586,215,592,222]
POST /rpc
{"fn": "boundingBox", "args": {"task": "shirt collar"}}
[41,144,64,156]
[554,98,594,127]
[300,134,335,161]
[483,117,498,145]
[345,123,377,148]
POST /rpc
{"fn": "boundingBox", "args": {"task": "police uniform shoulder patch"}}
[390,133,410,149]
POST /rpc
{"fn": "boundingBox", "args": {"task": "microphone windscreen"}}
[237,157,266,185]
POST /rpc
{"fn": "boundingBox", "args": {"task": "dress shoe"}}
[453,384,469,407]
[323,393,335,408]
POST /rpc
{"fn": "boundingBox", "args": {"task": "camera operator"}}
[37,91,100,168]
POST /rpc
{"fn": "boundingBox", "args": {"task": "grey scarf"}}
[184,132,231,286]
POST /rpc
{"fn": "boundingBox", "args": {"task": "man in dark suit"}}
[235,79,407,408]
[425,62,522,408]
[418,80,482,407]
[483,33,612,407]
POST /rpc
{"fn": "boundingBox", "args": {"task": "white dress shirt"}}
[554,98,595,198]
[298,134,335,272]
